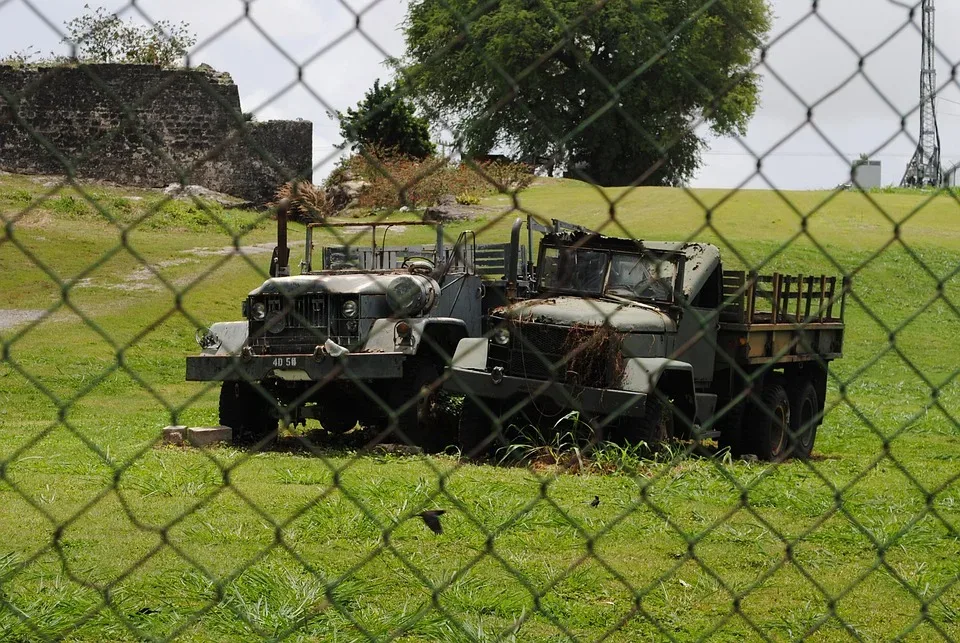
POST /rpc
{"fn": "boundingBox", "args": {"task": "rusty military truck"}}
[186,205,536,450]
[445,229,847,461]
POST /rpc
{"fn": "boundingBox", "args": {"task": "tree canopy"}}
[404,0,771,186]
[338,79,436,159]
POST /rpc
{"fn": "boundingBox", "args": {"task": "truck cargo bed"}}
[718,270,848,365]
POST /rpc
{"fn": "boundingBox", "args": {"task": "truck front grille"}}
[283,293,326,329]
[248,293,360,355]
[507,350,564,382]
[495,322,578,383]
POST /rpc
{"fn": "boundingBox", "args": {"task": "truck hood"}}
[250,273,416,296]
[495,297,676,333]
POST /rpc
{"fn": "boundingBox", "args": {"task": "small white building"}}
[851,159,882,189]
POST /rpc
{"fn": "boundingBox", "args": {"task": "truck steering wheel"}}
[402,256,436,275]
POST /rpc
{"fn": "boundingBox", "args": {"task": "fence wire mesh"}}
[0,0,958,641]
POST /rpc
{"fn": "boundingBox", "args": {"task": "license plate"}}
[270,357,302,368]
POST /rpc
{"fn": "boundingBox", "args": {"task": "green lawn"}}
[0,175,958,641]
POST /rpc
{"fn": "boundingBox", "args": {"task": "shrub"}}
[2,189,33,204]
[273,182,334,222]
[322,162,353,190]
[475,159,536,192]
[0,47,40,67]
[456,193,481,205]
[342,148,534,210]
[145,199,222,231]
[109,196,133,214]
[63,6,196,67]
[49,195,89,217]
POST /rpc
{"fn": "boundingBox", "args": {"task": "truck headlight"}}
[386,275,436,317]
[251,302,267,321]
[341,299,359,318]
[492,328,511,346]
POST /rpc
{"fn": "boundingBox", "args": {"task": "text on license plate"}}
[271,357,301,368]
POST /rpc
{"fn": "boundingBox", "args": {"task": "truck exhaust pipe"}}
[270,198,291,278]
[506,217,523,299]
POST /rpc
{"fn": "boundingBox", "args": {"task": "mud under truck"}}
[186,207,538,449]
[446,229,847,460]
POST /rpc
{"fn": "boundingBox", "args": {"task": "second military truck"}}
[446,229,847,460]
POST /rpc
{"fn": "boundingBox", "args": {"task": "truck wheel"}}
[388,357,447,452]
[745,379,791,461]
[789,380,819,459]
[459,398,499,459]
[219,381,277,447]
[318,408,358,433]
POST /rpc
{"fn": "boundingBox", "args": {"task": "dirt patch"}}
[127,258,192,282]
[339,225,405,235]
[74,257,195,292]
[72,241,306,292]
[0,309,45,330]
[180,240,305,257]
[2,210,54,229]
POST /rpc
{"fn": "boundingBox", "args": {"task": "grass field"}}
[0,173,958,641]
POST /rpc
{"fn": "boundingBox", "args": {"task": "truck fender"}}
[417,318,469,363]
[362,317,469,360]
[204,321,248,356]
[450,337,489,371]
[622,358,698,428]
[363,318,406,353]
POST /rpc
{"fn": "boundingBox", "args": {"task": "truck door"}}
[674,265,721,385]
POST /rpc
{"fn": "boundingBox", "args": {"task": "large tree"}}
[339,79,436,159]
[404,0,770,186]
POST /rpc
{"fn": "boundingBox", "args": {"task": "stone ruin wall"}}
[0,63,312,204]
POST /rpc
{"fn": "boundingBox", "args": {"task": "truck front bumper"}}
[186,352,405,382]
[444,366,648,418]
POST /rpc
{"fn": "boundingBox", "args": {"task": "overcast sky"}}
[2,0,958,190]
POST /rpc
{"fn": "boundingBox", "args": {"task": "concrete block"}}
[186,426,233,447]
[162,425,187,446]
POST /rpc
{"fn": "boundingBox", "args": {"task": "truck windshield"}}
[539,246,678,302]
[607,252,677,301]
[539,247,609,294]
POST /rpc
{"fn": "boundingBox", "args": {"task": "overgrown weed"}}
[495,411,725,476]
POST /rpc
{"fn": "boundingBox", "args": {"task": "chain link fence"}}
[1,0,958,640]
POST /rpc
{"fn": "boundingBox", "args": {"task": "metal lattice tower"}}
[901,0,942,187]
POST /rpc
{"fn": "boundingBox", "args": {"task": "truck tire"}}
[459,398,498,459]
[219,381,277,447]
[745,379,791,461]
[318,407,358,434]
[789,380,819,459]
[387,357,447,452]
